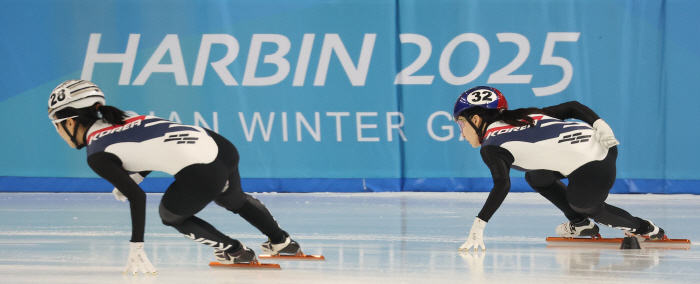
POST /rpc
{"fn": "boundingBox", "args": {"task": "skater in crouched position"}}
[48,80,302,273]
[453,86,666,251]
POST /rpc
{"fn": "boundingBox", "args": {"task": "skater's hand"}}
[123,242,157,275]
[112,173,144,202]
[459,217,486,251]
[112,188,127,202]
[593,119,619,148]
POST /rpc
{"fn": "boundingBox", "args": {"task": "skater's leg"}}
[567,147,649,233]
[160,163,244,253]
[204,129,287,243]
[206,128,298,254]
[216,171,300,255]
[525,170,587,223]
[160,204,242,251]
[215,170,287,243]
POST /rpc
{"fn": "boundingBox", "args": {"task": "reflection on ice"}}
[552,247,676,280]
[0,192,698,283]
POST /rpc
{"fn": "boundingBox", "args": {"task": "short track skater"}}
[453,86,667,251]
[48,80,303,273]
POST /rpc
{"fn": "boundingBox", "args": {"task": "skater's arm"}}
[87,152,146,242]
[477,146,515,222]
[543,101,619,148]
[543,101,600,125]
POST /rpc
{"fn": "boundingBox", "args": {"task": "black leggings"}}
[158,130,285,252]
[525,147,645,232]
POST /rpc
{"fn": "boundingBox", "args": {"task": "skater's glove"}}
[459,217,486,252]
[123,242,157,275]
[112,173,144,202]
[592,119,619,148]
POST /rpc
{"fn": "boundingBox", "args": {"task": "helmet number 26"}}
[468,91,493,105]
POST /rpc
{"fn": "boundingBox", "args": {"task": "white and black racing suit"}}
[476,101,647,233]
[84,115,286,251]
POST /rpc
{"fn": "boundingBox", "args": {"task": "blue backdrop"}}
[1,0,699,193]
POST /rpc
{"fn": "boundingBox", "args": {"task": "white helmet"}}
[47,79,105,119]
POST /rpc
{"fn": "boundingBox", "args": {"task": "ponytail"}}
[459,107,550,142]
[501,108,547,127]
[54,103,128,127]
[96,104,127,125]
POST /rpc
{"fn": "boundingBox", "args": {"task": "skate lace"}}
[568,222,576,233]
[214,250,231,261]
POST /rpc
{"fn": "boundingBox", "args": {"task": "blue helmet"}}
[453,86,508,121]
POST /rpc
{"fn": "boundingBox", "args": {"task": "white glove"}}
[592,119,620,148]
[113,173,144,202]
[123,242,157,275]
[459,217,487,251]
[112,188,127,202]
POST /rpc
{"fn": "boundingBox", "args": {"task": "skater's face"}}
[52,116,82,148]
[457,115,481,148]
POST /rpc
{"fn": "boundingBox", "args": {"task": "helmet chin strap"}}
[467,115,490,143]
[60,120,86,150]
[466,116,488,143]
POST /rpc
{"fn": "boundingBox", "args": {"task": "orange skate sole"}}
[209,259,281,269]
[546,234,692,249]
[259,251,325,261]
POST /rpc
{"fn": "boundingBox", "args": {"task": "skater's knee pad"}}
[569,203,604,218]
[214,189,248,212]
[229,195,273,217]
[230,195,260,214]
[525,171,561,189]
[159,203,188,227]
[214,194,249,213]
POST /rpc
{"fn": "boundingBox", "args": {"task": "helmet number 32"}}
[467,91,493,105]
[49,89,67,107]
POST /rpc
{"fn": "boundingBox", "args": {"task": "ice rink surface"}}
[0,192,698,284]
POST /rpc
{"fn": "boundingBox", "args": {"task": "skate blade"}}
[259,251,325,261]
[209,260,281,269]
[546,234,692,250]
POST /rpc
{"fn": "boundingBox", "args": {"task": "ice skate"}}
[547,219,690,249]
[261,236,301,255]
[624,220,668,241]
[215,246,256,264]
[556,219,600,238]
[209,246,281,269]
[259,235,325,261]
